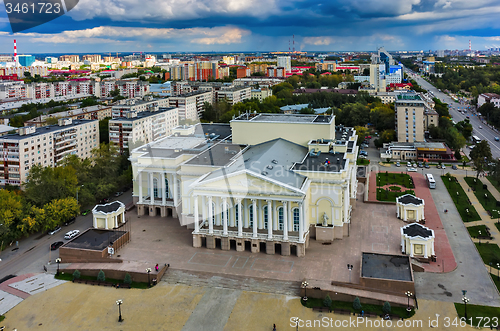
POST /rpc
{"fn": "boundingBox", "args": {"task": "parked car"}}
[452,165,457,170]
[47,226,61,235]
[82,209,90,216]
[396,161,400,167]
[366,136,372,139]
[407,161,412,167]
[412,162,417,168]
[50,241,64,250]
[479,126,483,129]
[495,137,499,141]
[114,191,123,197]
[359,151,368,156]
[417,162,423,168]
[100,198,110,204]
[441,165,446,169]
[64,230,80,240]
[407,167,417,172]
[64,217,76,226]
[424,164,430,169]
[436,164,441,169]
[359,155,367,159]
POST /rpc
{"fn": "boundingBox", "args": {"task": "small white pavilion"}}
[401,223,435,258]
[92,201,126,230]
[396,194,425,222]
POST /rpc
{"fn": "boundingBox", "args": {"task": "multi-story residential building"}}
[251,88,273,101]
[24,105,112,127]
[0,81,27,99]
[233,77,285,87]
[169,62,222,81]
[168,91,213,121]
[59,55,80,63]
[478,93,500,108]
[266,67,286,78]
[214,87,251,105]
[0,118,99,186]
[109,107,179,154]
[236,67,251,78]
[83,55,101,63]
[424,109,439,131]
[130,113,359,257]
[111,97,169,118]
[395,94,425,143]
[2,66,48,79]
[17,55,36,67]
[247,64,270,75]
[277,56,291,73]
[315,61,337,72]
[99,79,150,99]
[372,91,397,104]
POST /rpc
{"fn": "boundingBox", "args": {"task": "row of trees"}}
[428,65,500,96]
[0,143,132,247]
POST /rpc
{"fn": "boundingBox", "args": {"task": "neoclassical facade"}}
[401,223,435,259]
[396,194,425,222]
[131,114,358,256]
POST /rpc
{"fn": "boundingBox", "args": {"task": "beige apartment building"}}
[395,94,425,143]
[214,87,251,105]
[251,88,273,101]
[109,107,179,154]
[83,55,102,63]
[130,114,359,257]
[59,55,80,63]
[111,97,169,118]
[0,118,99,186]
[168,91,213,121]
[25,105,112,127]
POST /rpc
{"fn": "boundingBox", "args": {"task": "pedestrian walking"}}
[155,263,159,272]
[273,324,276,331]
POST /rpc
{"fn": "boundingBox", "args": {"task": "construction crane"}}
[115,52,121,58]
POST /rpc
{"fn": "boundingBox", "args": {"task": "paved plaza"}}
[3,281,477,331]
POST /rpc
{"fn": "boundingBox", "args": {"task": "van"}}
[64,230,80,240]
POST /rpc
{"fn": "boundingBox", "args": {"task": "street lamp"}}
[347,264,353,283]
[146,268,152,287]
[55,257,61,276]
[76,185,84,203]
[478,230,481,245]
[462,295,469,320]
[405,291,413,314]
[116,299,123,322]
[497,263,499,280]
[301,281,309,302]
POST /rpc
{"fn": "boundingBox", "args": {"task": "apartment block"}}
[251,88,273,101]
[214,87,251,105]
[168,91,213,121]
[0,118,99,186]
[59,55,80,63]
[478,93,500,108]
[24,105,112,127]
[109,107,179,154]
[83,55,102,63]
[0,81,27,99]
[2,66,48,79]
[99,79,150,99]
[277,56,291,73]
[111,97,170,118]
[266,67,286,78]
[395,94,425,143]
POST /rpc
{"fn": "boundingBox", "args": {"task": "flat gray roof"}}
[109,107,177,122]
[0,119,97,141]
[185,143,242,166]
[235,113,334,124]
[63,229,127,251]
[361,253,413,282]
[292,152,346,172]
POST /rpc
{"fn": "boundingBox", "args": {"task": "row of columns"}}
[193,196,305,243]
[137,171,178,206]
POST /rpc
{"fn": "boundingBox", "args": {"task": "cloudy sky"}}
[1,0,500,54]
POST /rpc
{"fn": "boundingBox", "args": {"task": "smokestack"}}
[14,39,18,67]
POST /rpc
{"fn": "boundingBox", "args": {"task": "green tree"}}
[470,140,492,178]
[99,118,110,144]
[455,119,473,141]
[383,301,391,314]
[24,165,78,207]
[124,273,132,285]
[353,297,362,310]
[73,270,81,280]
[97,270,106,282]
[323,295,332,309]
[43,197,79,230]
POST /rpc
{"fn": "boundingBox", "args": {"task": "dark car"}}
[424,164,430,169]
[100,198,110,204]
[452,165,458,170]
[64,217,76,226]
[50,241,64,250]
[82,209,91,216]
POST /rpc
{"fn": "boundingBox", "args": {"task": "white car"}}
[407,162,412,167]
[441,165,446,169]
[407,167,417,172]
[396,162,401,167]
[64,230,80,240]
[479,126,483,129]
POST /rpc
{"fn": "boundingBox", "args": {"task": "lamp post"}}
[76,185,84,203]
[462,295,469,320]
[478,230,481,245]
[146,268,151,287]
[405,291,413,314]
[497,263,499,280]
[301,281,309,302]
[347,264,353,283]
[116,299,123,322]
[55,257,61,275]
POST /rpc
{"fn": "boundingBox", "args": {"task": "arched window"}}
[263,206,268,230]
[165,178,169,198]
[278,207,284,230]
[293,208,300,231]
[153,178,158,198]
[249,205,254,227]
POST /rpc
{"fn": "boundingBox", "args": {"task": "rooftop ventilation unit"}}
[261,171,268,176]
[337,158,340,164]
[266,165,273,170]
[271,159,278,164]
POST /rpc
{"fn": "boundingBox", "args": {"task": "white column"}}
[343,184,349,223]
[252,199,257,238]
[258,200,263,229]
[150,172,154,204]
[208,196,213,234]
[283,201,288,241]
[267,200,273,239]
[194,195,199,233]
[105,217,108,229]
[288,202,293,232]
[273,200,277,230]
[173,173,178,206]
[114,215,117,228]
[122,210,125,225]
[202,196,206,225]
[404,209,407,221]
[237,198,243,237]
[244,199,248,228]
[161,172,166,206]
[223,197,228,235]
[401,236,405,253]
[215,197,220,226]
[415,209,419,222]
[299,202,304,243]
[431,242,435,256]
[424,243,428,258]
[396,203,400,218]
[138,171,143,203]
[410,243,414,257]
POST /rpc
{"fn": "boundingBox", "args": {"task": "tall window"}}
[221,203,229,223]
[234,204,239,227]
[153,178,158,198]
[293,208,300,231]
[211,202,216,223]
[278,207,284,230]
[263,206,268,230]
[249,205,254,227]
[176,179,181,201]
[165,178,169,198]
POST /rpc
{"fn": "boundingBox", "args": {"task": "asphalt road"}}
[411,72,500,160]
[0,191,133,281]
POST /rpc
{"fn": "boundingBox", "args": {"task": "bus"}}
[426,174,436,189]
[472,135,481,144]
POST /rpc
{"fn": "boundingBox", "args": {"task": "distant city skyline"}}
[0,0,500,53]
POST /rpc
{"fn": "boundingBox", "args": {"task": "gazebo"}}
[401,223,435,258]
[92,201,126,230]
[396,194,425,222]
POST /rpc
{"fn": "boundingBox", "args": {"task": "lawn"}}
[302,298,415,318]
[475,243,500,266]
[496,222,500,233]
[376,172,414,188]
[455,303,500,328]
[357,159,370,166]
[466,225,489,238]
[491,273,500,294]
[486,176,500,196]
[464,177,500,219]
[377,188,415,202]
[441,175,481,222]
[55,273,149,289]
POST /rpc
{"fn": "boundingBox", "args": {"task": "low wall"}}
[301,287,408,308]
[62,265,169,284]
[360,277,415,297]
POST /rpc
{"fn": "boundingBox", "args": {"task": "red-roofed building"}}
[389,83,413,91]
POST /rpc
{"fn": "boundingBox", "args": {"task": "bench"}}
[115,283,131,289]
[312,307,330,312]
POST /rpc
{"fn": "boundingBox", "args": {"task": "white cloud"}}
[302,36,334,45]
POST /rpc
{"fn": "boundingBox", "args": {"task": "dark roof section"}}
[397,194,423,205]
[292,152,346,173]
[199,123,232,141]
[361,253,413,282]
[63,229,127,251]
[347,141,355,153]
[403,223,433,238]
[185,142,242,166]
[94,201,123,213]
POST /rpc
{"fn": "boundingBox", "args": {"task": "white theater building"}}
[130,114,359,256]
